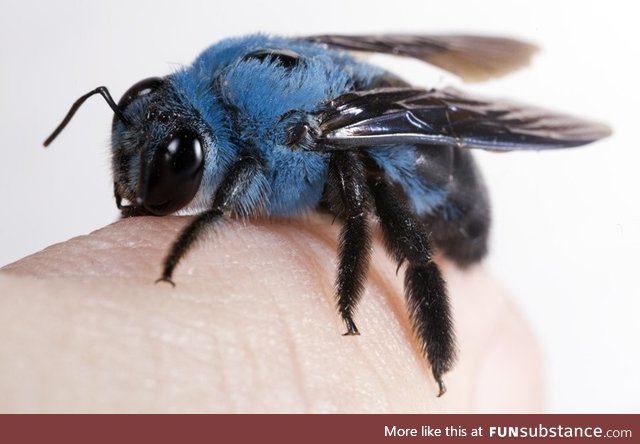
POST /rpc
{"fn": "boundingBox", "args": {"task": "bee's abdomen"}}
[416,146,491,266]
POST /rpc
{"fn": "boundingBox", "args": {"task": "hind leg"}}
[368,173,455,396]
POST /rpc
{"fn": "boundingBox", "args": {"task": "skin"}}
[0,214,543,413]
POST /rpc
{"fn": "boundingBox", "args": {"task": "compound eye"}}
[142,131,204,215]
[117,77,165,110]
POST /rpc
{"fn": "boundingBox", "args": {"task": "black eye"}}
[141,130,204,216]
[117,77,165,110]
[243,48,302,69]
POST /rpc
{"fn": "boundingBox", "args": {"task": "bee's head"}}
[110,77,205,216]
[45,78,206,217]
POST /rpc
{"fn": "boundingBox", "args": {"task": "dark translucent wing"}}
[304,34,538,82]
[315,87,611,151]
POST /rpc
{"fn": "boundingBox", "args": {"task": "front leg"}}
[326,151,372,335]
[157,157,266,285]
[368,172,455,397]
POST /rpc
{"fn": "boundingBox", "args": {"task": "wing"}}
[313,87,611,151]
[303,34,538,82]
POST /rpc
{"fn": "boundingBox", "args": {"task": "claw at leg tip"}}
[155,276,176,287]
[343,318,360,336]
[436,379,447,397]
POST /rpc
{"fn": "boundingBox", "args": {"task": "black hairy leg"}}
[325,151,372,335]
[157,157,263,285]
[367,171,455,397]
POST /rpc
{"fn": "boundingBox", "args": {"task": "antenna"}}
[44,86,129,147]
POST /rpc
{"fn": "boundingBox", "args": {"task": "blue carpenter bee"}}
[44,34,610,396]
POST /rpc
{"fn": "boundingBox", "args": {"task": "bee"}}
[44,34,610,396]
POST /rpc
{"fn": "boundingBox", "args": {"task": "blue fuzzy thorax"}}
[167,35,382,215]
[111,34,447,217]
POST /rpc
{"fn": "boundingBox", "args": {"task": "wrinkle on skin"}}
[0,215,543,413]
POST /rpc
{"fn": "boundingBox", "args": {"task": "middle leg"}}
[326,151,372,336]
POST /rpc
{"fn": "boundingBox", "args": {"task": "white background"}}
[1,0,638,412]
